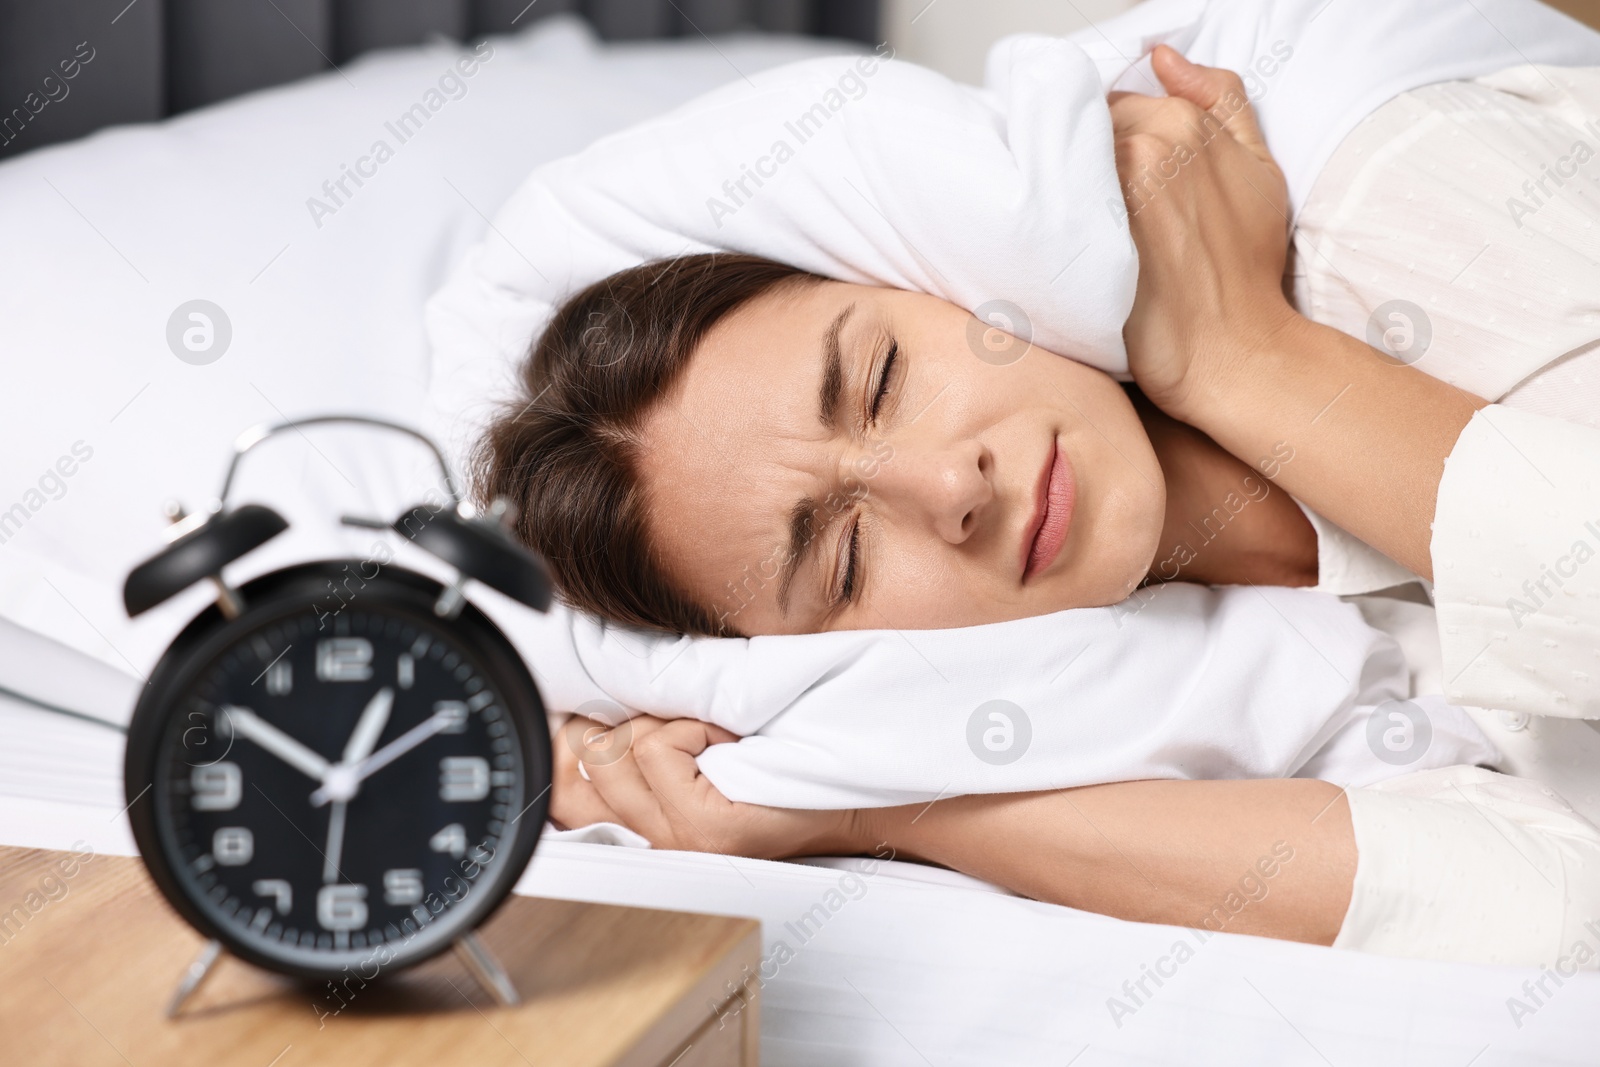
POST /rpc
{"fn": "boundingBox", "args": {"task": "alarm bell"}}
[392,501,553,613]
[123,504,288,617]
[121,415,552,623]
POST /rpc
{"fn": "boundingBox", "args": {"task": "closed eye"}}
[834,334,894,610]
[869,339,898,422]
[837,514,861,605]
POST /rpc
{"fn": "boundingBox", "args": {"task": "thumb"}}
[1149,45,1271,159]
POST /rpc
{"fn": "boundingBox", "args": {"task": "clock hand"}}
[222,707,332,782]
[309,708,453,808]
[316,689,393,884]
[342,687,394,765]
[322,800,348,884]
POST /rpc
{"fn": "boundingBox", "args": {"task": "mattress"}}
[1,14,1597,1066]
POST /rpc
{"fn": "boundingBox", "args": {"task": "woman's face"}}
[637,281,1166,636]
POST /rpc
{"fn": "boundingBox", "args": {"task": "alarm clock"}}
[121,416,554,1013]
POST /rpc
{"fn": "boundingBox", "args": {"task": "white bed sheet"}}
[2,626,1597,1066]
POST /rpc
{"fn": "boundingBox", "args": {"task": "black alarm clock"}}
[121,416,553,1014]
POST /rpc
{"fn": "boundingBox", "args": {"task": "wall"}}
[882,0,1136,84]
[886,0,1600,84]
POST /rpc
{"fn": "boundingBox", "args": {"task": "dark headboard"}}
[0,0,879,160]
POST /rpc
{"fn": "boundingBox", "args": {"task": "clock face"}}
[126,564,548,980]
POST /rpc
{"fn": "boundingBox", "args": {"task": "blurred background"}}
[11,0,1600,162]
[882,0,1134,84]
[886,0,1600,94]
[0,0,1135,162]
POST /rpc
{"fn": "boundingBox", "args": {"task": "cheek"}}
[1050,372,1165,597]
[856,544,1004,630]
[1059,371,1156,485]
[857,547,979,630]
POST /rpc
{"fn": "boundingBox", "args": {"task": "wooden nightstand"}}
[0,845,760,1066]
[1546,0,1600,32]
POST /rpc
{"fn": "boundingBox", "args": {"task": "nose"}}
[866,437,994,544]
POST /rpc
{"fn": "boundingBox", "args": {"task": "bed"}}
[1,6,1598,1065]
[5,621,1598,1065]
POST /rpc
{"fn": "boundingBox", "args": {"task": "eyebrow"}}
[817,303,855,430]
[776,497,819,615]
[777,302,858,614]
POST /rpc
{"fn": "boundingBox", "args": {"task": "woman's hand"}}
[550,713,862,860]
[1108,48,1486,579]
[1109,46,1296,422]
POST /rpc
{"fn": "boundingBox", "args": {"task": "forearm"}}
[1176,309,1488,581]
[857,778,1355,945]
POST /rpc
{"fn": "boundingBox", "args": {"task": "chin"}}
[1076,508,1165,609]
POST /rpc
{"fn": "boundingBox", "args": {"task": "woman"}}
[478,49,1600,964]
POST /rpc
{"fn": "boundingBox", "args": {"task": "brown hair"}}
[472,252,824,637]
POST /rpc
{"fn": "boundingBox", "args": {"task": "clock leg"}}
[454,931,520,1007]
[166,939,224,1018]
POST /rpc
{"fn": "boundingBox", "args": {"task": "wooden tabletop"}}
[0,845,761,1067]
[1549,0,1600,31]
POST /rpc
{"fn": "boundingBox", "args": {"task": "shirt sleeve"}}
[1433,404,1600,719]
[1293,498,1421,597]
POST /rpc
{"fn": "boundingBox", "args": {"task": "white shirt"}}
[1291,63,1600,821]
[1293,64,1600,598]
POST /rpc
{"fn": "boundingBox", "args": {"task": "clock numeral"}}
[252,878,293,914]
[265,658,293,696]
[213,827,254,866]
[397,653,415,690]
[433,701,469,734]
[439,757,489,802]
[316,637,373,682]
[317,884,368,931]
[190,761,241,811]
[383,868,424,906]
[429,823,467,858]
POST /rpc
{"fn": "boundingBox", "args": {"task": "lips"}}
[1023,440,1076,581]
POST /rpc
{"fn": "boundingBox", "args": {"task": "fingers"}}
[553,712,746,850]
[698,722,742,748]
[1148,45,1270,158]
[631,720,732,798]
[549,717,624,830]
[1107,91,1168,136]
[589,719,742,851]
[573,716,675,841]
